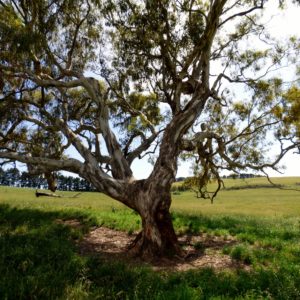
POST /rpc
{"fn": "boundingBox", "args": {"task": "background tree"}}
[0,169,94,191]
[0,0,299,259]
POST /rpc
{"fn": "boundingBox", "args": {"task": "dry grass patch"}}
[59,219,251,272]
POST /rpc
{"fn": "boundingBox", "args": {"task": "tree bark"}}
[126,181,182,261]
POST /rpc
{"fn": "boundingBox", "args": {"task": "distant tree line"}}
[223,173,260,179]
[0,167,95,191]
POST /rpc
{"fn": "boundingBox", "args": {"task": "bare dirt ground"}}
[57,219,250,272]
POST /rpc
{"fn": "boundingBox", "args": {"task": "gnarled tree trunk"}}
[126,180,182,261]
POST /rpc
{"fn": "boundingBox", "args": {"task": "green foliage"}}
[113,92,163,134]
[0,3,42,58]
[187,11,205,45]
[28,130,63,159]
[280,85,300,137]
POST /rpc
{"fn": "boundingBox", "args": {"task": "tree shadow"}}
[0,204,89,299]
[76,221,240,272]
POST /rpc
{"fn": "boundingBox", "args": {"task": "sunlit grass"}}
[172,188,300,217]
[1,178,300,299]
[1,177,300,218]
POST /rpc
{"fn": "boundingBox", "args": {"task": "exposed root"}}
[127,229,185,262]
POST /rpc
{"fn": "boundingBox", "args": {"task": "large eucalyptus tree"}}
[0,0,299,259]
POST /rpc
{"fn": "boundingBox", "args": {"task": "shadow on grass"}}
[1,204,300,299]
[0,204,93,299]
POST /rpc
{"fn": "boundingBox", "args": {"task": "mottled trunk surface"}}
[127,181,182,260]
[129,205,181,260]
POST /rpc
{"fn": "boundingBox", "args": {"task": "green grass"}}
[172,177,300,217]
[1,178,300,299]
[2,176,300,218]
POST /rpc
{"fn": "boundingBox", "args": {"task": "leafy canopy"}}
[0,0,299,199]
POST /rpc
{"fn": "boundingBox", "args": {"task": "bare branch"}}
[219,2,264,27]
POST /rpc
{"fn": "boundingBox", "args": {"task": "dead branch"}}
[35,190,82,198]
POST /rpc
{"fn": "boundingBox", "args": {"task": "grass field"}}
[1,177,300,299]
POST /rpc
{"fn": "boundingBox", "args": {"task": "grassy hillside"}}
[0,177,300,299]
[172,177,300,217]
[1,176,300,218]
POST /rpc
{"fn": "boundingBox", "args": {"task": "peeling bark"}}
[125,179,183,260]
[128,202,182,260]
[128,210,182,260]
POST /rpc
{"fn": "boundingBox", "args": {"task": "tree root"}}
[127,230,184,261]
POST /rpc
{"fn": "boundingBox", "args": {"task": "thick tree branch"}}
[0,152,83,174]
[81,77,133,179]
